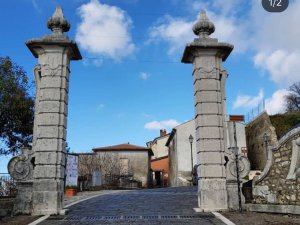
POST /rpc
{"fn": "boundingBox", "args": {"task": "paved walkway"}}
[39,187,226,225]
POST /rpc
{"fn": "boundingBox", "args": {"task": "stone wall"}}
[0,198,14,217]
[252,126,300,205]
[246,112,278,170]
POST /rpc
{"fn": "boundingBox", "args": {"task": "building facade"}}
[167,117,248,188]
[166,120,196,187]
[147,130,170,187]
[92,143,153,188]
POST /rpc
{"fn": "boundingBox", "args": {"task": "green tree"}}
[0,56,34,155]
[285,82,300,111]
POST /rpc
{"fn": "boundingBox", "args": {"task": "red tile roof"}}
[229,115,245,122]
[93,143,153,155]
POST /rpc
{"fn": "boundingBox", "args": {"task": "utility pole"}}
[233,121,242,212]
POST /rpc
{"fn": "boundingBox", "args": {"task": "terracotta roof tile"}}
[93,143,152,154]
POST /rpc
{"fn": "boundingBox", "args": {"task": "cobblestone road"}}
[39,187,226,225]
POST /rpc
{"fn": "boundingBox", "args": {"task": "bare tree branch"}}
[285,82,300,111]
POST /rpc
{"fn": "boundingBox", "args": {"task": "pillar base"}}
[13,181,33,215]
[227,180,245,210]
[198,178,228,211]
[31,179,64,215]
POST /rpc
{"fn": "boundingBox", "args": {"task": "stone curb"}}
[212,212,236,225]
[28,215,49,225]
[246,204,300,215]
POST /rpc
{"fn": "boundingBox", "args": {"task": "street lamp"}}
[263,133,269,159]
[189,134,194,175]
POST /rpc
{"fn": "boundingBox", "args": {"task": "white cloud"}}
[265,89,289,115]
[248,0,300,87]
[139,72,151,80]
[233,89,264,109]
[254,50,300,87]
[144,119,180,130]
[233,88,290,115]
[148,9,247,55]
[148,0,300,86]
[82,58,103,67]
[149,16,194,55]
[76,0,135,60]
[191,0,240,14]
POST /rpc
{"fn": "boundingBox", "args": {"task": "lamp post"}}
[263,133,269,160]
[189,135,194,175]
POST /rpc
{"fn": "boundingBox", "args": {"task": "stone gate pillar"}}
[26,7,81,215]
[182,11,233,211]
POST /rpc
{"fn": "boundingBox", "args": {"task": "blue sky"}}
[1,0,299,172]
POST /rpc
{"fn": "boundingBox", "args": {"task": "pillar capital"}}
[193,10,215,38]
[26,6,82,61]
[47,6,70,35]
[182,10,233,64]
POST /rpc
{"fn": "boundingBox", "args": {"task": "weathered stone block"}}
[33,179,64,192]
[195,102,222,115]
[37,125,66,140]
[12,181,33,215]
[39,88,68,102]
[198,165,226,178]
[194,90,222,104]
[198,139,224,152]
[193,69,220,80]
[227,181,245,210]
[195,114,223,127]
[36,113,67,127]
[35,138,65,151]
[39,101,68,115]
[40,76,69,89]
[197,178,228,211]
[34,165,65,179]
[193,79,220,91]
[193,55,218,70]
[32,190,63,215]
[197,127,224,139]
[198,152,224,164]
[34,151,66,166]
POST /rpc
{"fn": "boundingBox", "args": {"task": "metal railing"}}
[245,100,266,123]
[0,173,17,197]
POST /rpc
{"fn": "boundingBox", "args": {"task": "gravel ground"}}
[222,211,300,225]
[0,215,40,225]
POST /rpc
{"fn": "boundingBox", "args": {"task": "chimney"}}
[160,129,167,137]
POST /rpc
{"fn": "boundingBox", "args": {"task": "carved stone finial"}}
[47,6,70,35]
[192,10,215,38]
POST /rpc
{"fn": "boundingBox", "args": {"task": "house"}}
[166,116,247,187]
[147,129,170,187]
[166,120,196,187]
[92,143,153,188]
